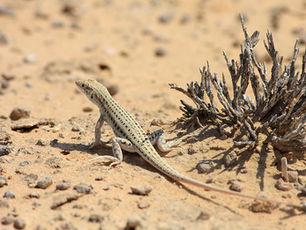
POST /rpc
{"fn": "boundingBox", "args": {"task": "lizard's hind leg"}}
[90,137,136,167]
[149,129,179,153]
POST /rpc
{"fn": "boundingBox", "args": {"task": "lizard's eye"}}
[90,94,94,99]
[82,84,85,87]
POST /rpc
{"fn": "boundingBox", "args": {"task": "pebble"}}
[130,185,152,196]
[24,191,40,199]
[125,216,142,229]
[50,193,81,209]
[23,173,38,187]
[287,171,298,183]
[196,211,210,221]
[45,157,62,168]
[275,178,292,191]
[82,106,93,112]
[3,190,15,199]
[158,12,174,24]
[2,72,15,81]
[23,54,37,63]
[13,218,26,229]
[73,183,92,194]
[9,106,31,120]
[36,138,49,146]
[1,215,14,225]
[1,79,9,89]
[224,151,237,167]
[19,160,31,166]
[0,200,9,210]
[25,81,33,88]
[0,31,8,45]
[56,181,71,190]
[51,20,64,28]
[229,180,243,192]
[180,14,191,24]
[0,176,8,187]
[187,145,196,155]
[196,162,212,174]
[36,176,53,189]
[88,214,104,223]
[155,47,167,57]
[137,200,151,209]
[0,145,10,156]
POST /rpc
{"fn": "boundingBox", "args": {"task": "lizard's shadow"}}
[51,138,243,215]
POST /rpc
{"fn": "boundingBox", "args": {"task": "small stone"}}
[187,145,196,155]
[25,81,33,88]
[25,191,40,199]
[137,200,150,209]
[180,14,191,24]
[9,106,30,120]
[56,181,71,190]
[45,157,61,168]
[158,12,174,24]
[224,151,237,167]
[3,190,15,199]
[106,84,119,96]
[0,199,9,208]
[1,215,14,225]
[73,183,92,194]
[95,176,104,181]
[155,47,167,57]
[51,20,64,28]
[287,171,298,183]
[36,138,49,146]
[36,176,52,189]
[82,106,93,112]
[0,176,8,187]
[196,211,210,221]
[1,79,9,89]
[23,173,38,187]
[24,54,37,63]
[249,200,277,213]
[229,180,243,192]
[2,72,15,81]
[19,160,31,166]
[196,162,212,174]
[51,193,81,209]
[13,218,26,229]
[0,145,10,156]
[125,216,142,229]
[130,185,152,196]
[88,214,104,223]
[219,124,232,138]
[275,178,292,191]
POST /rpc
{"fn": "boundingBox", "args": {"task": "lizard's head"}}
[75,79,110,106]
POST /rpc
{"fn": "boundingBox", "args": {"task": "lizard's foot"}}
[89,155,121,167]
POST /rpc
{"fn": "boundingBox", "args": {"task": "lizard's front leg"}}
[89,114,105,149]
[90,137,136,167]
[149,129,178,153]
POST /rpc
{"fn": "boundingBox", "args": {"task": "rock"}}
[82,106,93,112]
[288,171,298,183]
[275,178,292,191]
[23,54,37,63]
[14,218,26,229]
[158,12,174,24]
[125,216,142,229]
[36,176,52,189]
[9,106,30,120]
[3,190,15,199]
[56,181,71,190]
[1,215,14,225]
[229,179,243,192]
[88,214,104,223]
[0,145,10,156]
[51,193,81,209]
[2,72,15,81]
[0,176,8,187]
[155,47,167,57]
[130,185,152,196]
[196,162,212,174]
[73,183,92,194]
[36,138,49,146]
[224,152,237,167]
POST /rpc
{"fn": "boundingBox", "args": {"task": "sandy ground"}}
[0,0,305,229]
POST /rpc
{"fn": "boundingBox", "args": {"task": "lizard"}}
[75,79,281,203]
